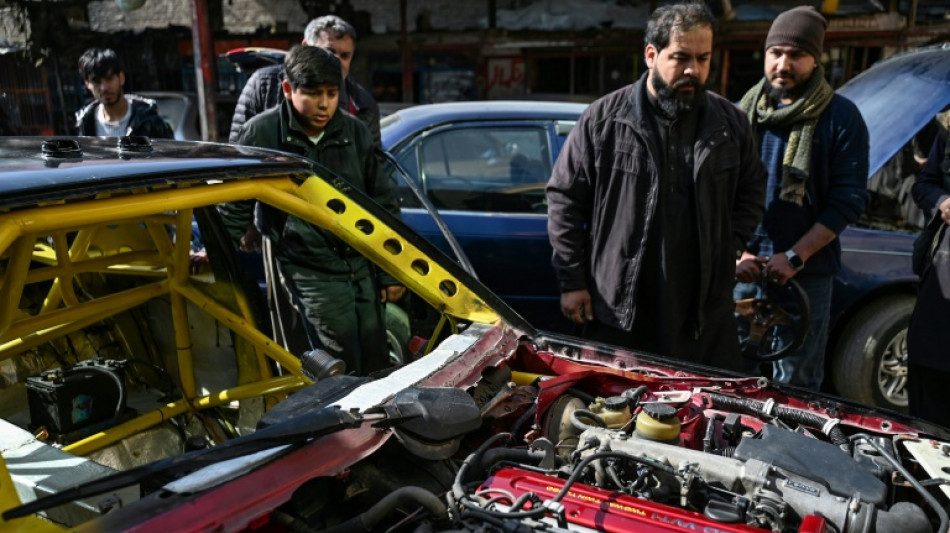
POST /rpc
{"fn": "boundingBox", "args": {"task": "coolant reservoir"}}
[589,396,632,429]
[634,402,681,444]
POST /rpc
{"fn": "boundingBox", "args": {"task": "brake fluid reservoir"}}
[634,403,681,444]
[589,396,632,429]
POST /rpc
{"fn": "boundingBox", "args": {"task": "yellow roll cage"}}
[0,171,500,529]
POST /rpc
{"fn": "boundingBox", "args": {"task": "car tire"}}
[830,295,913,412]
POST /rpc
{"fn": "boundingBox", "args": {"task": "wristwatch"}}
[785,250,805,271]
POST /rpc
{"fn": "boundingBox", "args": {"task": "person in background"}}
[908,127,950,426]
[75,48,173,138]
[546,2,766,371]
[735,6,869,390]
[0,93,20,135]
[223,45,400,376]
[228,14,380,147]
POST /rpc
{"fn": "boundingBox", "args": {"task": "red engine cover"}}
[479,467,829,533]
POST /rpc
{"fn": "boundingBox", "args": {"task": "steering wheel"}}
[734,278,810,362]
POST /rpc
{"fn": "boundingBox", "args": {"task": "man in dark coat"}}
[736,6,869,390]
[75,48,173,139]
[224,45,401,376]
[546,2,766,371]
[228,15,380,147]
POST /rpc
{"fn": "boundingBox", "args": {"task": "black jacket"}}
[228,64,381,148]
[75,94,174,139]
[547,76,767,331]
[222,99,399,281]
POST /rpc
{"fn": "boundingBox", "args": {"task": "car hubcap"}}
[876,328,908,407]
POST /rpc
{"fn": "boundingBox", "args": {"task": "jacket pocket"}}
[703,133,740,183]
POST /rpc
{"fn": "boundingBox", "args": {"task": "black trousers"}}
[907,266,950,427]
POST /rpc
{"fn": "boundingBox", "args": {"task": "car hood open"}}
[838,43,950,177]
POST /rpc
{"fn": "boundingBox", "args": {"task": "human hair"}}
[283,45,343,90]
[644,2,716,52]
[303,15,357,44]
[78,48,123,81]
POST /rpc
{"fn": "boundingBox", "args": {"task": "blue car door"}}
[390,119,577,331]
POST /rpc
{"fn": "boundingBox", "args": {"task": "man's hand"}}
[735,251,767,283]
[940,197,950,225]
[763,252,796,285]
[381,284,406,303]
[239,224,262,252]
[561,289,593,325]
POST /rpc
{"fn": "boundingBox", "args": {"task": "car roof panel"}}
[0,137,314,210]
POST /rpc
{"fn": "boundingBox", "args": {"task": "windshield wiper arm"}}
[3,407,368,521]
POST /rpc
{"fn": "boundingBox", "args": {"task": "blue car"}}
[383,44,950,412]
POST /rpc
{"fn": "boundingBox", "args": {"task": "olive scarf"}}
[739,65,834,206]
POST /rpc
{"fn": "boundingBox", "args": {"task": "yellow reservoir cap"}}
[634,402,681,443]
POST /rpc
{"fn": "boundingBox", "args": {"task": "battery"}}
[26,359,127,437]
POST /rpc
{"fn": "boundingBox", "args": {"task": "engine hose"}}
[478,448,551,474]
[452,433,512,501]
[568,387,596,405]
[624,386,648,410]
[708,393,850,452]
[570,409,609,431]
[272,510,319,533]
[850,434,946,533]
[509,403,538,442]
[317,487,447,533]
[553,451,676,505]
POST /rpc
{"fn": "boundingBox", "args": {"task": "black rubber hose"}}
[774,404,849,451]
[272,510,319,533]
[509,402,538,441]
[708,393,850,452]
[317,486,447,533]
[570,409,608,431]
[872,502,933,533]
[850,434,946,533]
[477,448,549,474]
[568,387,596,405]
[552,451,676,505]
[452,433,511,501]
[623,386,648,409]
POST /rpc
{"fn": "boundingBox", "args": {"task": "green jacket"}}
[222,99,400,281]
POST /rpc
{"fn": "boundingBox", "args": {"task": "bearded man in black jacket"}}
[546,2,766,371]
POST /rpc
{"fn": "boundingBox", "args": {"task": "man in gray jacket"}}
[546,2,766,371]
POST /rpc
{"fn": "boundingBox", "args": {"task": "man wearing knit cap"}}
[221,45,402,376]
[736,6,869,390]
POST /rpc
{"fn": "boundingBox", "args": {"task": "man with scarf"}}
[547,2,766,371]
[736,6,868,390]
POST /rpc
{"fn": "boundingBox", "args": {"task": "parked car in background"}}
[383,44,950,413]
[1,135,949,533]
[139,91,201,141]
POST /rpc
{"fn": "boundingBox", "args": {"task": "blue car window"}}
[416,126,552,213]
[386,148,423,208]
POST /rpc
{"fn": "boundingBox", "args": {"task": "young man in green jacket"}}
[224,45,402,375]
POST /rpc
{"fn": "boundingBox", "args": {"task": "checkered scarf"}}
[740,65,834,206]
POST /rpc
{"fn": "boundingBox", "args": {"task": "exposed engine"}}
[292,341,950,533]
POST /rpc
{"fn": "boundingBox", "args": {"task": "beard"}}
[651,72,704,117]
[766,72,810,103]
